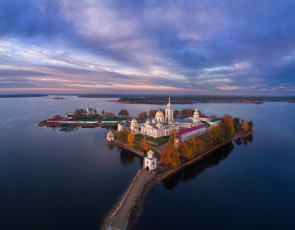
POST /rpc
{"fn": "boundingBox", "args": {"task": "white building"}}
[193,107,200,124]
[143,149,157,171]
[177,124,206,142]
[106,130,115,142]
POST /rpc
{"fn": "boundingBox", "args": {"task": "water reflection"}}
[235,133,253,146]
[106,143,115,151]
[162,142,235,190]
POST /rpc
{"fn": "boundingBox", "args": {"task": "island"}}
[102,98,254,230]
[38,98,253,229]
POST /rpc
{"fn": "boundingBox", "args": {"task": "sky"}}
[0,0,295,95]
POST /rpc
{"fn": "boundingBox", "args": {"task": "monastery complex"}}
[118,97,221,142]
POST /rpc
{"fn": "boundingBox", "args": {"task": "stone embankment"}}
[114,140,144,157]
[103,169,154,230]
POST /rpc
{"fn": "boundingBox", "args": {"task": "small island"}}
[102,98,254,230]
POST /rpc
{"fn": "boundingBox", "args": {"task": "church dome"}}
[194,108,199,115]
[145,119,151,125]
[155,110,164,118]
[152,118,156,124]
[147,149,154,158]
[131,118,138,123]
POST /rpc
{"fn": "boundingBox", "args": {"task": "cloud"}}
[1,0,295,94]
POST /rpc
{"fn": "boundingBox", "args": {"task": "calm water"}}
[0,96,294,230]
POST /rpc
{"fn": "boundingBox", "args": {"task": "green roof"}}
[81,118,96,121]
[101,118,127,121]
[210,118,221,122]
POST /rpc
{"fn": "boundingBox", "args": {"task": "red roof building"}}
[177,124,206,142]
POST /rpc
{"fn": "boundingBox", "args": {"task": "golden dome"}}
[194,108,199,115]
[131,118,138,123]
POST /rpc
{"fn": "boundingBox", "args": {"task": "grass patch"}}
[134,134,168,144]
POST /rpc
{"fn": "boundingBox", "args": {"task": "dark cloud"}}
[1,0,295,94]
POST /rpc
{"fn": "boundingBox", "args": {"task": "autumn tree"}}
[138,112,148,120]
[242,120,249,132]
[168,129,176,144]
[118,109,129,117]
[119,127,130,143]
[195,138,206,154]
[222,115,235,135]
[75,109,84,115]
[128,133,135,144]
[162,144,180,169]
[141,136,149,151]
[210,126,225,146]
[201,132,212,149]
[148,109,157,118]
[94,108,97,114]
[180,141,194,159]
[101,110,105,117]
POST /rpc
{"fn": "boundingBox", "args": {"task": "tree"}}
[222,115,235,135]
[128,133,135,144]
[119,128,130,143]
[101,110,105,117]
[162,144,180,169]
[180,141,194,159]
[248,121,253,130]
[201,132,212,149]
[141,136,149,151]
[75,109,84,115]
[233,117,242,132]
[174,109,180,118]
[53,114,62,119]
[148,109,157,118]
[195,138,206,154]
[138,112,147,120]
[118,109,129,117]
[242,120,249,132]
[94,108,97,114]
[168,129,176,144]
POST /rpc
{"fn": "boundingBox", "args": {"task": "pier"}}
[103,169,154,230]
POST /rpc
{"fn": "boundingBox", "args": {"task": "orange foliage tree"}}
[141,136,149,151]
[168,129,176,144]
[242,120,249,132]
[222,115,235,135]
[162,144,180,169]
[128,133,135,144]
[180,142,194,159]
[195,138,206,154]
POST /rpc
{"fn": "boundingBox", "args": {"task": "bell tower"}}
[165,97,174,122]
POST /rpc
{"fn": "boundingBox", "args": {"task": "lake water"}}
[0,96,294,230]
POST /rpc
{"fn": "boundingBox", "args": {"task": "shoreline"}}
[102,130,253,230]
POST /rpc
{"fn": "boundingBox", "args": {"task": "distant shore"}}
[106,96,295,104]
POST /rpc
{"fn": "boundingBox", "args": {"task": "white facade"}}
[178,125,206,142]
[143,149,157,171]
[193,107,200,124]
[106,130,115,141]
